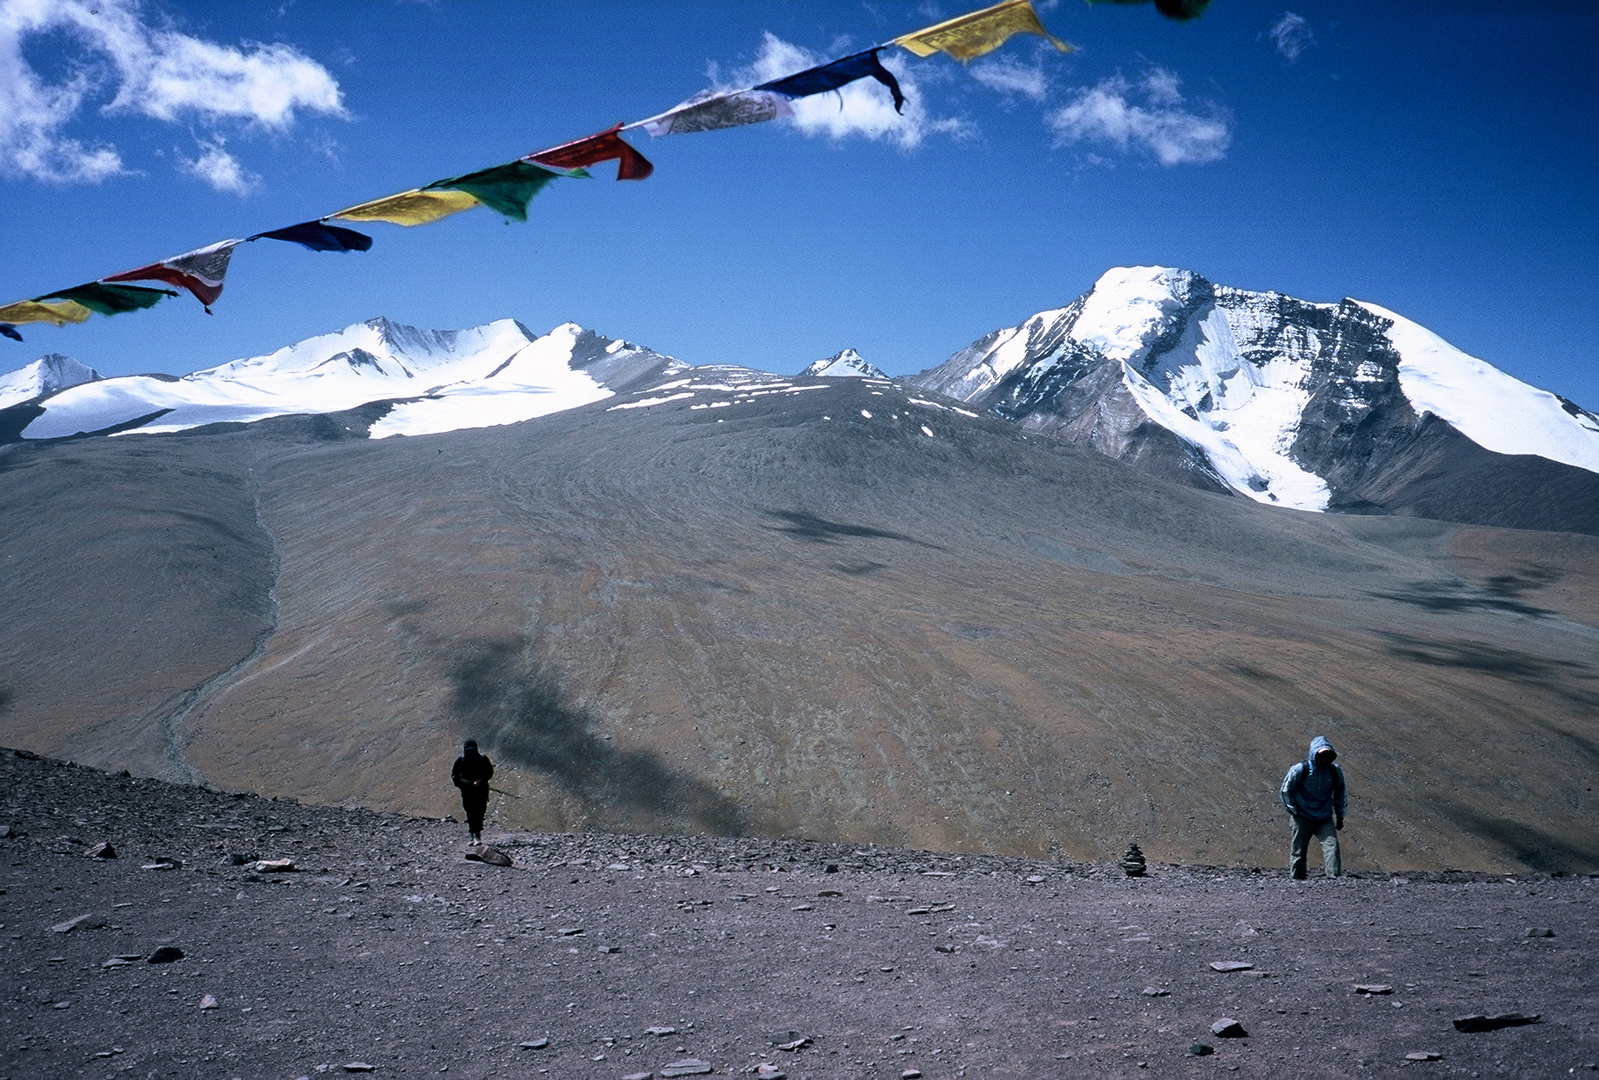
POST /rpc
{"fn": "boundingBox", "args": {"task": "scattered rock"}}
[1405,1051,1442,1061]
[754,1064,786,1079]
[659,1059,714,1077]
[774,1036,810,1051]
[1190,1043,1214,1056]
[464,846,512,867]
[934,944,957,953]
[1211,1018,1247,1038]
[902,1070,923,1078]
[101,957,132,968]
[85,841,116,859]
[49,913,104,933]
[142,858,179,871]
[558,927,585,936]
[146,946,184,963]
[342,1064,376,1073]
[1452,1013,1541,1032]
[1142,986,1170,997]
[1525,927,1554,938]
[1120,843,1147,877]
[252,858,297,873]
[200,994,218,1010]
[1354,984,1394,995]
[1209,961,1254,973]
[622,1073,653,1080]
[0,824,15,838]
[517,1037,549,1049]
[599,945,620,954]
[646,1026,677,1037]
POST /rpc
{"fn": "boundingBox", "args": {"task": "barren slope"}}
[1,377,1595,873]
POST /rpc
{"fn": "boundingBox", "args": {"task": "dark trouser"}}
[461,791,488,837]
[1289,815,1340,878]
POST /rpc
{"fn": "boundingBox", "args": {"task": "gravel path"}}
[2,749,1595,1079]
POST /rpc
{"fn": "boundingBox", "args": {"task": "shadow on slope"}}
[1436,803,1599,874]
[1378,631,1599,710]
[763,509,936,547]
[448,638,746,836]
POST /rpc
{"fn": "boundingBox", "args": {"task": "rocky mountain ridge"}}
[909,266,1599,534]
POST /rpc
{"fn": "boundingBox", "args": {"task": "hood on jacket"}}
[1308,735,1336,764]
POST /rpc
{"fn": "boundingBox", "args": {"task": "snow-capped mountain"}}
[0,353,99,410]
[911,266,1599,527]
[799,349,888,379]
[4,318,684,441]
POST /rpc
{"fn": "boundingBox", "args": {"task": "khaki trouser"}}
[1289,815,1341,878]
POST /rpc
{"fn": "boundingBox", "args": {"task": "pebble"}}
[559,927,585,936]
[645,1026,677,1037]
[1190,1043,1214,1056]
[101,958,131,968]
[49,913,103,933]
[1405,1051,1442,1061]
[252,858,297,873]
[1526,927,1554,938]
[517,1037,549,1049]
[1211,1018,1248,1038]
[342,1064,376,1073]
[902,1070,923,1078]
[146,946,184,963]
[659,1059,713,1077]
[200,994,218,1010]
[621,1073,653,1080]
[85,841,116,859]
[141,859,178,871]
[1209,961,1254,972]
[1142,986,1170,997]
[755,1065,786,1079]
[465,846,512,867]
[1453,1013,1541,1032]
[1354,984,1393,995]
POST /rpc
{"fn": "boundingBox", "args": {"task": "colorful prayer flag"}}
[330,188,484,227]
[630,88,793,137]
[0,299,92,327]
[756,49,906,113]
[425,159,571,221]
[893,0,1071,61]
[528,124,654,181]
[102,240,240,312]
[0,324,22,342]
[38,283,175,316]
[250,221,374,253]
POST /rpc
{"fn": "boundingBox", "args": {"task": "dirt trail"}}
[2,750,1595,1079]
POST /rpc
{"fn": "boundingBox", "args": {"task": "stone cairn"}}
[1120,842,1147,877]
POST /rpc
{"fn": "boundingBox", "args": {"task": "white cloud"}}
[180,140,257,195]
[0,0,346,185]
[732,32,972,150]
[1046,68,1230,166]
[1270,12,1313,62]
[969,57,1048,102]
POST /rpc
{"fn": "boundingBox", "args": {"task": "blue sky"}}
[3,0,1596,408]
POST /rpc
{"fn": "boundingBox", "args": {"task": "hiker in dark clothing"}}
[451,739,494,842]
[1279,735,1346,879]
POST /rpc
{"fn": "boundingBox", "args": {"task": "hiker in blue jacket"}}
[1279,735,1346,879]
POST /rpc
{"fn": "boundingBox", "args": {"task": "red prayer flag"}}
[103,240,239,312]
[527,124,653,181]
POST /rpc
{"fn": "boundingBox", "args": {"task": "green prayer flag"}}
[425,160,579,222]
[41,282,178,316]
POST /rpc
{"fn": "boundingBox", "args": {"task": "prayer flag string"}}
[3,0,1078,339]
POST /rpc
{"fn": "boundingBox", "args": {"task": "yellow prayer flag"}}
[0,299,94,326]
[893,0,1072,61]
[329,188,482,227]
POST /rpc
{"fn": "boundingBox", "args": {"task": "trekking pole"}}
[488,785,521,799]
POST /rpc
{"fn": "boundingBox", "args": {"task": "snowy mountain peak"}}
[799,349,888,379]
[7,318,679,442]
[909,266,1599,528]
[0,353,100,409]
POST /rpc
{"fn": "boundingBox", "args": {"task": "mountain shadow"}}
[447,638,745,836]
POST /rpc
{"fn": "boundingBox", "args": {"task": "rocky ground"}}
[1,748,1595,1080]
